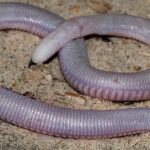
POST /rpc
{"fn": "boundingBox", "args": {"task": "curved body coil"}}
[0,2,150,138]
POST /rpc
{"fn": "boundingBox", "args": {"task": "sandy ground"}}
[0,0,150,149]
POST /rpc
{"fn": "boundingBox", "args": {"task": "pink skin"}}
[33,14,150,63]
[36,14,150,101]
[0,2,150,138]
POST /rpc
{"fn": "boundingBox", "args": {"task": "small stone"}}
[87,1,112,13]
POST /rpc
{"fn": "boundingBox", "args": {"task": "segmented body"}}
[0,2,150,138]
